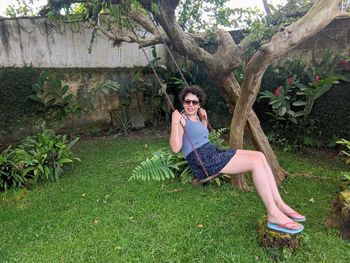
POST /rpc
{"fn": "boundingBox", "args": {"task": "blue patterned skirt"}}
[186,142,236,180]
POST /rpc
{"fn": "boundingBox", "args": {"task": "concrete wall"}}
[0,17,167,68]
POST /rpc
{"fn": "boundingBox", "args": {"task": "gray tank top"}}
[181,118,209,157]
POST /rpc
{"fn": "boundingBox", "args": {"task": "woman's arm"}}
[198,108,208,128]
[169,110,185,153]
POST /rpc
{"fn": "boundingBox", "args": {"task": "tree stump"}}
[258,217,302,251]
[326,181,350,240]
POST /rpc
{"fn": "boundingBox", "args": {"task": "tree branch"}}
[140,1,216,71]
[214,29,246,73]
[129,10,158,35]
[262,0,271,15]
[264,0,341,60]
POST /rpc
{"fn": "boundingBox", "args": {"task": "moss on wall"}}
[313,83,350,140]
[0,67,41,139]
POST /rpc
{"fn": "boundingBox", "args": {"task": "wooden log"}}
[258,217,302,251]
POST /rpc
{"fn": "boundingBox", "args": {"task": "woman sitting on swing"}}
[169,85,305,234]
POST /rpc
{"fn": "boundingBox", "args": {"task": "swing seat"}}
[198,173,221,184]
[191,173,222,186]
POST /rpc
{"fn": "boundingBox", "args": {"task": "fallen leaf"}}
[196,224,204,228]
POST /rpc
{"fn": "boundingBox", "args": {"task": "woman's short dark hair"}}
[179,85,206,105]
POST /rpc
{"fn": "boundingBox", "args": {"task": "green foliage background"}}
[312,83,350,140]
[1,65,349,147]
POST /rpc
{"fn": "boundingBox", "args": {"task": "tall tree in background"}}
[7,0,350,189]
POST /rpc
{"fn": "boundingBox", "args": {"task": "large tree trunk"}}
[213,74,287,188]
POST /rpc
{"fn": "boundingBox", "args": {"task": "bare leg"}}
[235,150,305,219]
[260,151,305,218]
[220,149,302,229]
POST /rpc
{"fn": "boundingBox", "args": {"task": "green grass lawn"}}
[1,135,350,262]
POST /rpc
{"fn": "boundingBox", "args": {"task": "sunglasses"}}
[184,99,199,106]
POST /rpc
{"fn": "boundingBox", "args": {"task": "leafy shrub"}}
[312,84,350,142]
[337,138,350,187]
[29,70,82,125]
[258,50,350,150]
[29,70,120,129]
[0,124,80,191]
[337,138,350,165]
[266,131,294,153]
[0,147,26,191]
[17,124,80,184]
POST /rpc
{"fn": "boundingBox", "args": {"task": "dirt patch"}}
[78,126,168,142]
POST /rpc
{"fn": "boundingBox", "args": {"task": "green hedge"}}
[312,83,350,140]
[0,67,40,135]
[254,81,350,144]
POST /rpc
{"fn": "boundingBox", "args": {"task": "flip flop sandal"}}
[287,212,306,222]
[267,222,304,234]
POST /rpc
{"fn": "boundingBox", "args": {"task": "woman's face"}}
[183,93,200,115]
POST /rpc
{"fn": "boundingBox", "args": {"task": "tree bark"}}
[213,75,249,189]
[262,0,272,15]
[214,74,287,187]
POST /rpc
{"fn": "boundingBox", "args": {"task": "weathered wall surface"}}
[0,67,148,144]
[0,17,166,68]
[58,68,135,125]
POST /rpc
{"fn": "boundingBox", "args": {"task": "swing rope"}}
[119,8,221,184]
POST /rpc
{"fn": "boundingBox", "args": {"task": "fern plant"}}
[130,149,191,182]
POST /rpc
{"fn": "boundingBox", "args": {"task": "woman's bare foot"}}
[277,203,306,221]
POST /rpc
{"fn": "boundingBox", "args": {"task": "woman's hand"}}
[198,108,207,121]
[172,110,185,126]
[170,110,185,153]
